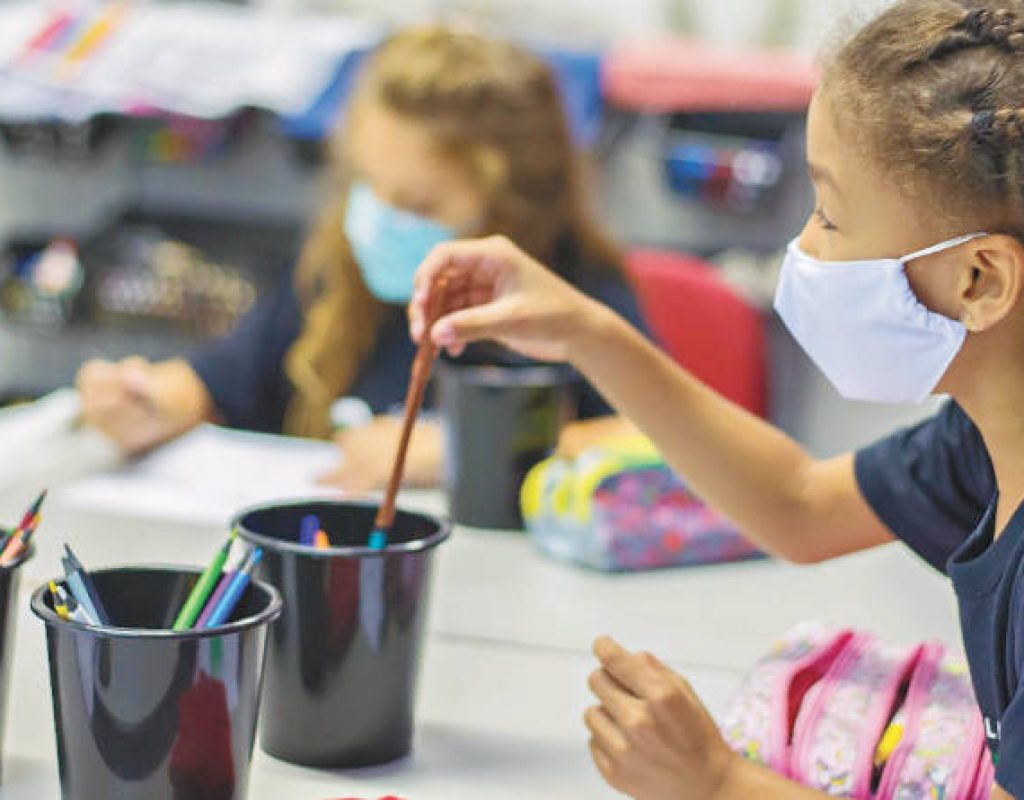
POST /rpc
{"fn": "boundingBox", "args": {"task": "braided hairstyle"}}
[825,1,1024,230]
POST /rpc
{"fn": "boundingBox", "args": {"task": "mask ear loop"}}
[899,232,988,264]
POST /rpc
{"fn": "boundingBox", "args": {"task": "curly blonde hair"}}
[283,26,622,438]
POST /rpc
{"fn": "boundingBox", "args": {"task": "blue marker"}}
[202,548,262,628]
[299,515,320,547]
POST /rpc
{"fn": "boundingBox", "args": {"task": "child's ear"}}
[959,234,1024,332]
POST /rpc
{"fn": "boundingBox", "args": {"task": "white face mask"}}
[773,232,985,404]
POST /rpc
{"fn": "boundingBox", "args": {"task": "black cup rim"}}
[30,564,283,640]
[436,360,570,388]
[232,498,451,558]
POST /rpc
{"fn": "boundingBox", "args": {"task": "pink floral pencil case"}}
[720,623,993,799]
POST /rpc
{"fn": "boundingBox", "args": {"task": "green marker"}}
[172,529,237,631]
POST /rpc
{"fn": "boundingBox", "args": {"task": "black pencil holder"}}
[437,360,571,529]
[30,566,281,800]
[234,500,450,768]
[0,538,32,786]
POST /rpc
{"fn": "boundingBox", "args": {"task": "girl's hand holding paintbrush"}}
[327,237,585,494]
[408,235,608,363]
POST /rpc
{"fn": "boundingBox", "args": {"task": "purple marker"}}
[195,571,233,628]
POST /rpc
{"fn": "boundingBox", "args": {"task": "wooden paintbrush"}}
[367,277,450,549]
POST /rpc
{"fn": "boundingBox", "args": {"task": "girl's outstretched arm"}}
[411,236,893,564]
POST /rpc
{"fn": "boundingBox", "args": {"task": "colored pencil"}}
[50,580,96,626]
[0,489,47,566]
[49,580,70,620]
[172,531,237,631]
[63,587,98,626]
[299,514,320,547]
[202,548,262,628]
[194,571,234,629]
[62,544,110,625]
[194,542,247,628]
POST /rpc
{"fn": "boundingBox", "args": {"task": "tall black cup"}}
[438,359,571,529]
[234,500,449,767]
[0,539,32,785]
[31,566,282,800]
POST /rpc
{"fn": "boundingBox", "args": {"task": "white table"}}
[0,489,964,799]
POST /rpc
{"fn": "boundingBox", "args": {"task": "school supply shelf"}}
[600,37,817,255]
[0,2,604,146]
[0,2,609,406]
[0,210,302,402]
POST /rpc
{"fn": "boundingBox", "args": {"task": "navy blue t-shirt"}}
[855,402,1024,794]
[187,266,648,434]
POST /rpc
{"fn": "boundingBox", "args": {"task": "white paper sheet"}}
[0,389,120,499]
[59,423,343,526]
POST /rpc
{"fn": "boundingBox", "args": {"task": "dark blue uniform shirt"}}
[856,402,1024,794]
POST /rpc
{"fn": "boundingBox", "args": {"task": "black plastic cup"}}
[0,537,32,785]
[234,500,449,768]
[31,566,282,800]
[437,359,571,529]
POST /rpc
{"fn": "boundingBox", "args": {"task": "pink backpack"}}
[719,623,994,799]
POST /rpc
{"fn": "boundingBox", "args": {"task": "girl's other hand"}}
[320,416,442,494]
[585,637,739,800]
[408,235,612,363]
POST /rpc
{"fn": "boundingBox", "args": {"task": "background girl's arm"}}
[321,417,442,492]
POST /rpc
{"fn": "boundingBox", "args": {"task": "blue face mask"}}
[343,181,456,304]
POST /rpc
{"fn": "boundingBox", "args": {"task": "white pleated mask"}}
[774,233,985,403]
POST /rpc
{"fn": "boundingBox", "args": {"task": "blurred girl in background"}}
[76,26,646,491]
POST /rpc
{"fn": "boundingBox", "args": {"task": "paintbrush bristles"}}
[373,278,450,532]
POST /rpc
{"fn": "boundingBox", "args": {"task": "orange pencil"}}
[1,529,30,566]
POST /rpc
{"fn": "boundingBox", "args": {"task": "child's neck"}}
[957,364,1024,538]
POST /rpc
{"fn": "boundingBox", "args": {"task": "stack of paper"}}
[59,423,342,525]
[0,388,121,500]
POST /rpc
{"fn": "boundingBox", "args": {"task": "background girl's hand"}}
[409,235,611,363]
[319,417,442,494]
[76,357,210,456]
[585,637,738,800]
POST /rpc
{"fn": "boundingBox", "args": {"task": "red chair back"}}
[627,249,767,417]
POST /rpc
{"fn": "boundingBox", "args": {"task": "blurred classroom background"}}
[0,0,929,458]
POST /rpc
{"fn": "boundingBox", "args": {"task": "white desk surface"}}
[0,487,963,799]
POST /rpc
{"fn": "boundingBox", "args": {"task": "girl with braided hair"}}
[409,1,1024,797]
